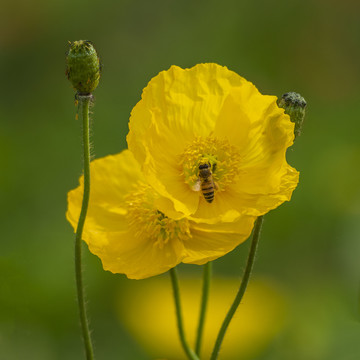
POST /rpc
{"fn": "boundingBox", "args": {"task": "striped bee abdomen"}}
[201,179,215,203]
[198,162,216,203]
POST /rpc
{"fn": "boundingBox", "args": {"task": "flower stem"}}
[210,216,264,360]
[169,267,200,360]
[195,261,212,356]
[74,95,95,360]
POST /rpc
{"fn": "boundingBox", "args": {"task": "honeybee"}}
[193,162,217,203]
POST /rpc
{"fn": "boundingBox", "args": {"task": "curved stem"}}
[195,261,212,356]
[169,268,200,360]
[210,216,264,360]
[75,95,95,360]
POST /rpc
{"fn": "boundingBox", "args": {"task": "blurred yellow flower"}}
[116,276,288,359]
[66,150,256,279]
[127,63,299,223]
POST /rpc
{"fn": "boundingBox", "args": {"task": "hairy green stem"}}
[210,216,264,360]
[169,268,200,360]
[195,262,212,356]
[74,95,95,360]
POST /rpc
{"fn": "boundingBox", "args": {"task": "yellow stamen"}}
[181,136,242,191]
[125,183,191,248]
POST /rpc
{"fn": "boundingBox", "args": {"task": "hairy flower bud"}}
[66,40,100,94]
[277,92,306,138]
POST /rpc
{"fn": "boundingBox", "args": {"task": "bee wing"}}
[192,179,201,192]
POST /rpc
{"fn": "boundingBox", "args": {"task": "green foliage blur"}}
[1,0,360,359]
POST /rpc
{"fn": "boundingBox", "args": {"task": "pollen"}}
[125,183,191,248]
[181,136,242,191]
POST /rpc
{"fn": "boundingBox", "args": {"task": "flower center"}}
[125,183,191,248]
[181,136,242,191]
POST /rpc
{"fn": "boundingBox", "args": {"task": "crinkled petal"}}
[190,164,299,222]
[67,150,144,233]
[215,87,296,194]
[85,229,184,280]
[227,164,300,216]
[128,64,246,158]
[190,190,243,224]
[142,130,200,216]
[183,215,256,264]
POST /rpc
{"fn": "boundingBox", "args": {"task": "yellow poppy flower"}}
[66,150,256,279]
[127,63,299,223]
[116,276,287,359]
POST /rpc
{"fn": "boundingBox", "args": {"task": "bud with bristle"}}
[277,92,307,138]
[66,40,101,94]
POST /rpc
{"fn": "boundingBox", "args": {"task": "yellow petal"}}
[183,215,256,264]
[226,164,299,216]
[144,154,200,216]
[189,164,298,221]
[216,87,296,191]
[190,190,243,224]
[129,64,245,156]
[250,164,299,215]
[67,150,143,233]
[86,229,185,280]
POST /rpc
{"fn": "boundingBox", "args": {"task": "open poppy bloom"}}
[67,150,256,279]
[127,63,299,224]
[67,64,299,279]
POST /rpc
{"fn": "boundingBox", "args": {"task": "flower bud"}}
[66,40,100,94]
[277,92,306,138]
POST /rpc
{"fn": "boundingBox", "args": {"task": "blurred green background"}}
[1,0,360,359]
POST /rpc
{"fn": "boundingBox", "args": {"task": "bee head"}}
[199,162,210,170]
[198,161,212,179]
